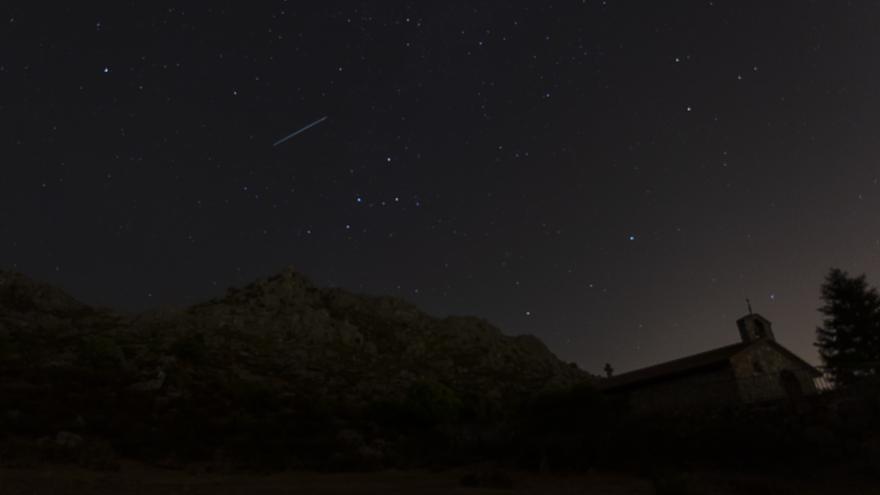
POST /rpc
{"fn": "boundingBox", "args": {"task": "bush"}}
[524,383,611,431]
[513,383,617,470]
[170,332,207,363]
[227,378,278,412]
[369,381,464,429]
[0,325,10,353]
[0,437,44,467]
[403,380,463,426]
[78,439,119,471]
[78,335,126,369]
[460,469,514,490]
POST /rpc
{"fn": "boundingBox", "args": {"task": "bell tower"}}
[736,305,775,343]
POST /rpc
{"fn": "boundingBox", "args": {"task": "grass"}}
[0,463,652,495]
[2,463,877,495]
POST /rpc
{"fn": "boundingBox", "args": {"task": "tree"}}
[816,268,880,384]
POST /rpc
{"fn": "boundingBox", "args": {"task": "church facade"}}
[601,313,822,413]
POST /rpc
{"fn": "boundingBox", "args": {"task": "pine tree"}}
[815,268,880,385]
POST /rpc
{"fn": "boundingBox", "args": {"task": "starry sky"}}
[4,1,880,374]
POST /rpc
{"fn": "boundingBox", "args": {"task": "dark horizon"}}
[4,1,880,375]
[5,261,875,376]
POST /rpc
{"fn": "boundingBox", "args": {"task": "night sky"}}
[4,1,880,374]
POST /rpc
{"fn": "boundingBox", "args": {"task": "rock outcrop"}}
[0,267,594,466]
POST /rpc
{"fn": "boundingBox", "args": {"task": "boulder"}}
[55,431,84,449]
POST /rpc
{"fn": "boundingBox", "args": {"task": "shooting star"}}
[273,116,328,147]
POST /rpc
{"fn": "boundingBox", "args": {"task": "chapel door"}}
[779,370,803,402]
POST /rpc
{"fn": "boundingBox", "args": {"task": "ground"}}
[1,464,877,495]
[0,464,649,495]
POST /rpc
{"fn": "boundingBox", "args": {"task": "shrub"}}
[170,331,207,363]
[79,335,126,369]
[403,380,464,426]
[368,381,464,429]
[460,469,514,490]
[227,378,278,412]
[0,329,13,359]
[514,383,616,470]
[78,439,119,471]
[0,437,44,467]
[524,383,610,429]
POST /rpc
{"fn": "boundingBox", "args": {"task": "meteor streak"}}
[273,116,328,147]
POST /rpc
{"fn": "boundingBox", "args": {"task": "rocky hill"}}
[0,268,593,468]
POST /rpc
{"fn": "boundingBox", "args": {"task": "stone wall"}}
[729,342,818,403]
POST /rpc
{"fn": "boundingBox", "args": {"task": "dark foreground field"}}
[0,464,646,495]
[1,464,877,495]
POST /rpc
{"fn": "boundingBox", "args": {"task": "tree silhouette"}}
[603,363,614,377]
[816,268,880,384]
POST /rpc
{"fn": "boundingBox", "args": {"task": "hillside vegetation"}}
[0,269,592,469]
